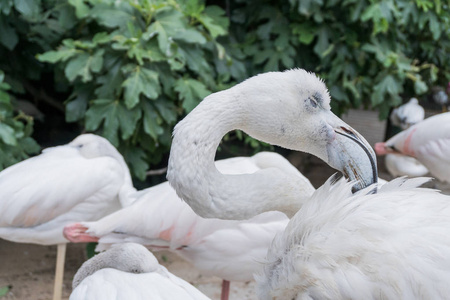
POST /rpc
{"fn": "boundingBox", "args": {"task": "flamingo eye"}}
[309,97,318,108]
[308,93,322,109]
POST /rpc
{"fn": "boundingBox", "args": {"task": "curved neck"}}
[167,91,311,220]
[72,251,116,289]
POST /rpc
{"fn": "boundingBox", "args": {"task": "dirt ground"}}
[1,152,449,300]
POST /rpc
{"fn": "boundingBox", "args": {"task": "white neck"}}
[72,251,117,289]
[168,90,313,220]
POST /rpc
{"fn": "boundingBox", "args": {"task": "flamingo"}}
[257,176,450,299]
[385,98,428,178]
[389,97,425,130]
[70,243,210,300]
[166,69,450,298]
[384,153,428,178]
[64,152,315,300]
[0,134,135,300]
[375,112,450,183]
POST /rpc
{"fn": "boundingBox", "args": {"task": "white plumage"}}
[165,69,450,299]
[384,153,428,178]
[70,243,210,300]
[385,98,428,178]
[257,177,450,299]
[0,133,135,300]
[64,152,314,299]
[375,112,450,183]
[0,133,133,244]
[390,98,425,130]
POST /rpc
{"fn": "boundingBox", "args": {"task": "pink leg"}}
[63,223,99,243]
[221,280,230,300]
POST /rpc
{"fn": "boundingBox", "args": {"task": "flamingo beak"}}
[326,124,378,193]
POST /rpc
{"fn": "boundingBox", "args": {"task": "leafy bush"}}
[228,0,449,118]
[0,70,39,169]
[0,0,448,179]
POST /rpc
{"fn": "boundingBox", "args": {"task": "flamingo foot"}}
[221,280,230,300]
[63,223,99,243]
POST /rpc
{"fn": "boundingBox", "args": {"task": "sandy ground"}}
[1,151,449,300]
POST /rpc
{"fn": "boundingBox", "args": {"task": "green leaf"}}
[142,101,164,140]
[313,26,330,56]
[85,99,142,145]
[95,54,124,98]
[37,49,78,63]
[122,146,148,181]
[90,3,133,29]
[413,76,428,94]
[64,50,104,82]
[143,8,186,54]
[68,0,89,19]
[14,0,40,19]
[174,78,210,112]
[121,66,160,109]
[65,86,90,122]
[153,98,177,124]
[197,6,228,38]
[0,15,18,50]
[90,49,104,73]
[371,75,402,106]
[173,28,206,44]
[291,23,316,45]
[0,123,17,146]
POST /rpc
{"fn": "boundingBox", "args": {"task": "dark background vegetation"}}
[0,0,448,185]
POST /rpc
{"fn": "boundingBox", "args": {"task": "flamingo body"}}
[64,152,312,282]
[0,134,133,245]
[389,98,425,130]
[375,112,450,183]
[257,177,450,299]
[384,154,428,178]
[70,243,209,300]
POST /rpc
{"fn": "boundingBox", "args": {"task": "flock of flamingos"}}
[1,69,450,300]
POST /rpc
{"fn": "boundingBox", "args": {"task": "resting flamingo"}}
[385,98,428,178]
[166,69,450,298]
[389,97,425,130]
[70,243,210,300]
[375,112,450,183]
[0,134,135,300]
[64,152,315,300]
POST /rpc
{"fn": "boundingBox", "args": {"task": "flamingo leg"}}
[221,279,230,300]
[52,243,66,300]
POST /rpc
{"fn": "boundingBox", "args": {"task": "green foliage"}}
[0,0,448,180]
[229,0,449,118]
[0,70,40,169]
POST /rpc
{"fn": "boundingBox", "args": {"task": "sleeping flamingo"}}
[70,243,210,300]
[64,152,315,300]
[166,69,450,298]
[0,134,135,300]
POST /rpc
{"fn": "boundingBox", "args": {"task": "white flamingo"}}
[389,97,425,130]
[0,134,135,300]
[166,69,450,298]
[385,98,428,178]
[384,153,429,178]
[70,243,210,300]
[375,112,450,183]
[64,152,315,300]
